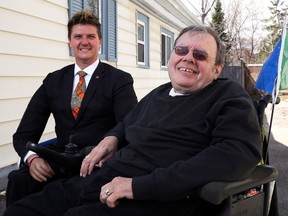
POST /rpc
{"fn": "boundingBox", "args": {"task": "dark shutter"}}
[106,0,117,61]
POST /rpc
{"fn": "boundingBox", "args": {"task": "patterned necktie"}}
[71,71,87,119]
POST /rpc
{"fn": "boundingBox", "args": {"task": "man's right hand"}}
[28,155,55,182]
[80,136,118,177]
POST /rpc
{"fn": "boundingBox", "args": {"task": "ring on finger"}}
[105,189,113,196]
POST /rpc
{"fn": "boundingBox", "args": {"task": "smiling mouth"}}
[179,68,199,74]
[79,48,92,51]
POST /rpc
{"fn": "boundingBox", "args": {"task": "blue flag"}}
[255,39,282,94]
[255,17,288,103]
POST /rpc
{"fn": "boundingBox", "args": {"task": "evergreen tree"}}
[266,0,287,45]
[258,0,288,61]
[210,0,231,64]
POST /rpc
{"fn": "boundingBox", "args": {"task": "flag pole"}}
[265,104,275,164]
[265,79,277,164]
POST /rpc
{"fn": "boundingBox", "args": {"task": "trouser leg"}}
[4,175,84,216]
[65,165,196,216]
[3,165,117,216]
[64,198,195,216]
[5,164,196,216]
[6,165,47,207]
[6,162,78,207]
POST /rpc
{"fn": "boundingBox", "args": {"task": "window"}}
[85,0,100,15]
[161,28,174,68]
[68,0,117,61]
[137,21,145,64]
[137,12,149,68]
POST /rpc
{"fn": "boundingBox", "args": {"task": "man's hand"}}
[100,177,133,208]
[28,155,55,182]
[80,136,118,177]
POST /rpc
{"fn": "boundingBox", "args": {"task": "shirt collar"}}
[169,88,190,97]
[74,59,100,76]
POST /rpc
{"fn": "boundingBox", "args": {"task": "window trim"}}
[137,12,149,68]
[137,20,146,66]
[161,27,174,70]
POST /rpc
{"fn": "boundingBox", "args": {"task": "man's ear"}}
[214,64,224,80]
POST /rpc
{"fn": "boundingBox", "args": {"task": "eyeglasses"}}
[174,46,208,61]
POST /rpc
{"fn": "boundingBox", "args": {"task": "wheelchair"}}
[26,94,279,216]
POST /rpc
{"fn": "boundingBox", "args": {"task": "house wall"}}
[0,0,198,169]
[117,0,175,99]
[0,0,70,168]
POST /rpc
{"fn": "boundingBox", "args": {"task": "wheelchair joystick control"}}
[26,141,83,170]
[64,143,79,155]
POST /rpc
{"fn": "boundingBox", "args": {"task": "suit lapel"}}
[63,67,75,118]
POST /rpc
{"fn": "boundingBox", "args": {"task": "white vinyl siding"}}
[0,0,68,168]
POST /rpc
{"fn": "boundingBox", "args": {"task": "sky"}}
[181,0,272,24]
[181,0,273,43]
[180,0,288,61]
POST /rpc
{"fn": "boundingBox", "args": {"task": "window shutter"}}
[106,0,117,61]
[69,0,84,18]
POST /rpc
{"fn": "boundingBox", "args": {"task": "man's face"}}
[168,31,223,94]
[69,24,102,69]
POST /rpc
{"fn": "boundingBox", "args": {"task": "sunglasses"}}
[174,46,208,61]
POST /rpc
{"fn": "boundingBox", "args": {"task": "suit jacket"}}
[13,61,137,161]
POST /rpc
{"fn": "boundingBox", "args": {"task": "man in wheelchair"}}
[4,25,263,216]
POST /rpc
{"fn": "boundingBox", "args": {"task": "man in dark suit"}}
[6,10,137,206]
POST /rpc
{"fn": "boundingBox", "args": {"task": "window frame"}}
[137,20,145,66]
[161,27,174,70]
[136,12,149,68]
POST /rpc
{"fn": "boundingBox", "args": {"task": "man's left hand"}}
[100,177,134,208]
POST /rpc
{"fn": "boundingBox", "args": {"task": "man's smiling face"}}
[69,24,102,69]
[168,31,223,94]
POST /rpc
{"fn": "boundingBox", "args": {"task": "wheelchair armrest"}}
[39,138,58,146]
[197,165,278,205]
[26,142,84,170]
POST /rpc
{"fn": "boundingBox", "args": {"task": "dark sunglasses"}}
[174,46,208,61]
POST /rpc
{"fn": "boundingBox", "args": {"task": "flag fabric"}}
[255,39,282,93]
[277,18,288,93]
[255,17,288,102]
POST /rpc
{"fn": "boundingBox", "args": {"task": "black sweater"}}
[106,78,262,202]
